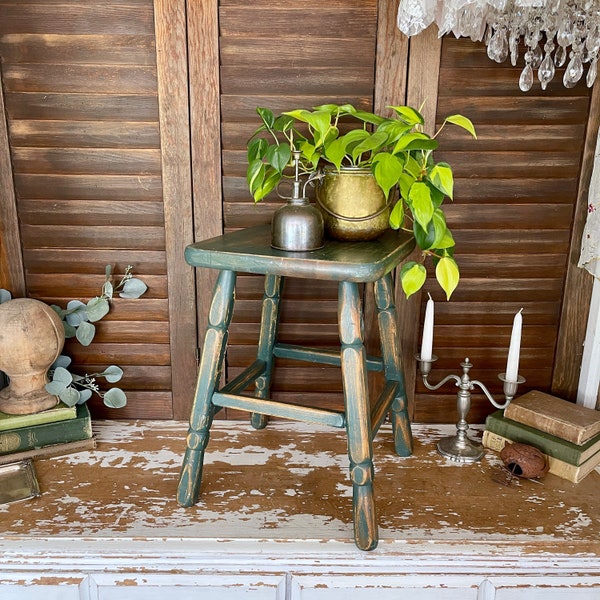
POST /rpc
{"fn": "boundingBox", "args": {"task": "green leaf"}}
[351,131,388,163]
[103,387,127,409]
[428,163,454,199]
[76,321,96,346]
[119,277,148,299]
[265,143,291,173]
[393,132,437,153]
[247,159,266,200]
[58,386,81,407]
[256,107,275,129]
[102,365,124,383]
[400,262,427,298]
[409,181,434,231]
[272,114,294,132]
[445,114,477,138]
[429,209,456,250]
[389,199,404,229]
[62,321,77,338]
[436,256,460,300]
[372,153,403,198]
[247,137,267,162]
[389,105,424,126]
[86,296,110,321]
[102,280,114,300]
[413,218,436,250]
[256,167,281,201]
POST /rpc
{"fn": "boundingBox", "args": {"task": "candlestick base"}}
[437,433,484,464]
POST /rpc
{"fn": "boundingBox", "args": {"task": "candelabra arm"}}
[422,372,461,392]
[470,379,511,410]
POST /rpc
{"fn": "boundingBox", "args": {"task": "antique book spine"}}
[482,430,600,484]
[0,436,96,466]
[0,402,77,432]
[0,403,91,456]
[504,390,600,445]
[485,410,600,466]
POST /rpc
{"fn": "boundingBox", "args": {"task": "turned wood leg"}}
[251,274,284,429]
[374,273,413,457]
[177,269,236,507]
[339,280,378,551]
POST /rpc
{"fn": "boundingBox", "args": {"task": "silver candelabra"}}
[416,354,526,463]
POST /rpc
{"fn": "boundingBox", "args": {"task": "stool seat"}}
[178,224,416,551]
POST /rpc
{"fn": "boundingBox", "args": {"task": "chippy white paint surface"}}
[1,420,599,599]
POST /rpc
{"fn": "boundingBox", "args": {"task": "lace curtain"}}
[579,130,600,279]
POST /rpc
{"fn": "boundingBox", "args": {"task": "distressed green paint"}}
[181,225,415,551]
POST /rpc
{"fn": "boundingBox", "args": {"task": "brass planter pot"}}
[315,167,391,241]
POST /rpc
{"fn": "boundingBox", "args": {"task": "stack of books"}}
[0,401,95,465]
[483,390,600,483]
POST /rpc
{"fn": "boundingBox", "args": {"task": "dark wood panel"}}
[453,254,567,279]
[452,177,578,201]
[451,229,571,254]
[89,391,173,420]
[221,66,376,97]
[0,33,155,64]
[219,5,377,38]
[220,37,374,68]
[437,95,590,125]
[19,199,164,226]
[89,320,170,344]
[446,204,575,228]
[9,120,160,148]
[65,342,171,365]
[428,301,560,325]
[233,299,339,324]
[12,149,161,175]
[3,65,157,94]
[5,93,158,121]
[14,174,163,200]
[20,225,165,250]
[23,249,166,274]
[0,5,154,35]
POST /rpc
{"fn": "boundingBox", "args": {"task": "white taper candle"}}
[421,294,434,361]
[505,308,523,382]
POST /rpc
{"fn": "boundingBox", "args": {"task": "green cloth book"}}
[0,401,77,432]
[485,409,600,466]
[0,403,91,456]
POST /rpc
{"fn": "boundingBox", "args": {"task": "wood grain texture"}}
[154,0,198,420]
[0,64,25,295]
[187,0,224,402]
[552,81,600,400]
[0,0,172,419]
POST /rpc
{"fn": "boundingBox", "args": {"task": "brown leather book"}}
[504,390,600,446]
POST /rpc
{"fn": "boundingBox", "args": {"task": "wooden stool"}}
[178,224,415,551]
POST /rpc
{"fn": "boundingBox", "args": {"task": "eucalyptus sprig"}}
[0,264,147,409]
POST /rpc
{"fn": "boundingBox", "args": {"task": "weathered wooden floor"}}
[2,419,599,554]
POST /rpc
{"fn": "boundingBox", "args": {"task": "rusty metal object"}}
[500,442,549,479]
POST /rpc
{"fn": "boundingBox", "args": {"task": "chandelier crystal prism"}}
[397,0,600,91]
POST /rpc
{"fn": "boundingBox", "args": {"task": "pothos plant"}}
[0,265,147,409]
[246,103,477,300]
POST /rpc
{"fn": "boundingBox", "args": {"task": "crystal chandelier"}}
[397,0,600,92]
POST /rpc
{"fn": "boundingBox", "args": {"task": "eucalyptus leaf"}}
[103,387,127,409]
[102,365,124,383]
[62,321,77,338]
[58,386,81,407]
[50,354,72,370]
[77,389,93,404]
[52,366,73,386]
[76,320,96,346]
[0,289,12,304]
[65,300,87,326]
[119,277,148,298]
[86,296,110,322]
[45,380,68,395]
[102,280,114,300]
